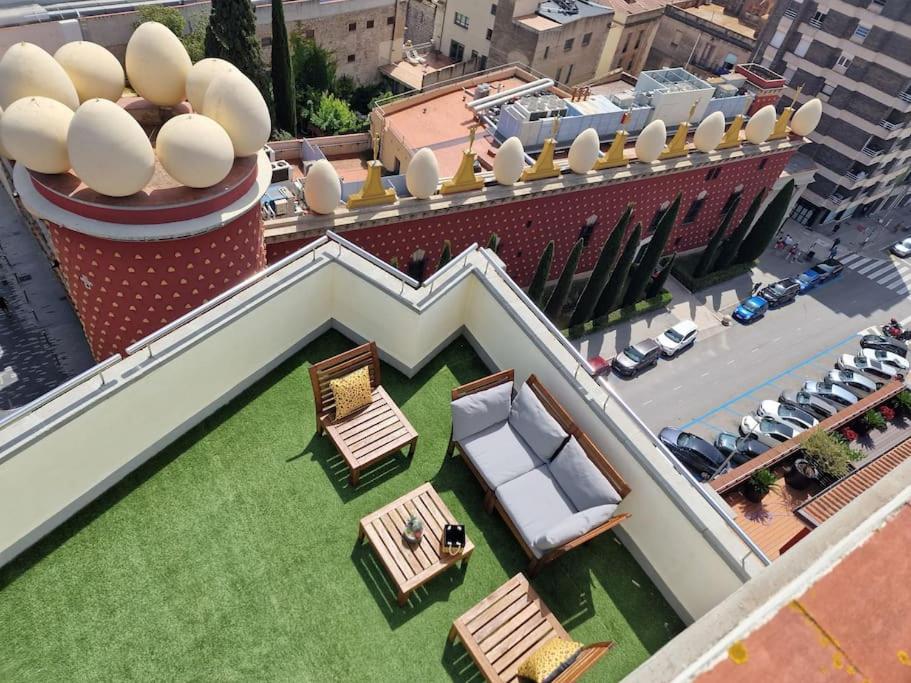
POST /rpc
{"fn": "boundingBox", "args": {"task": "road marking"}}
[772,336,782,343]
[673,385,683,391]
[876,269,907,286]
[751,347,760,353]
[642,399,653,406]
[857,260,885,275]
[887,277,908,291]
[840,253,861,265]
[726,359,735,365]
[847,256,872,270]
[897,287,910,296]
[700,371,710,377]
[867,263,897,280]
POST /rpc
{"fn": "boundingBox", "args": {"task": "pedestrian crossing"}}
[840,253,911,296]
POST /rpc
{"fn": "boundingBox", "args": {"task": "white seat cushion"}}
[534,504,618,552]
[495,466,577,558]
[461,421,544,490]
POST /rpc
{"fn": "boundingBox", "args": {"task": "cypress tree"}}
[716,189,765,270]
[694,195,741,278]
[205,0,274,119]
[623,193,681,306]
[545,239,584,319]
[528,241,554,307]
[270,0,296,135]
[646,253,676,299]
[736,180,795,264]
[595,222,641,317]
[569,204,632,327]
[487,233,500,253]
[438,240,452,269]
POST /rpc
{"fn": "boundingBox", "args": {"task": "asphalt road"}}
[610,262,911,442]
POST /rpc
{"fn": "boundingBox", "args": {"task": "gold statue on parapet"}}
[521,114,562,182]
[770,84,803,140]
[346,133,398,208]
[441,123,485,195]
[660,99,700,160]
[595,108,632,170]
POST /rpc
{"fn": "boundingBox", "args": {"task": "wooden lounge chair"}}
[449,371,630,576]
[309,341,418,485]
[449,573,614,682]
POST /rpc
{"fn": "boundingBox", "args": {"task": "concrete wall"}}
[439,0,497,63]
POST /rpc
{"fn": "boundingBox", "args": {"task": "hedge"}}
[563,290,672,339]
[672,252,755,293]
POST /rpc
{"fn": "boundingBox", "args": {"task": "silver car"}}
[825,369,877,398]
[740,414,797,447]
[836,354,901,386]
[757,400,818,430]
[802,380,858,408]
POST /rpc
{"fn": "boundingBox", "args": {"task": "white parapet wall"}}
[0,236,764,622]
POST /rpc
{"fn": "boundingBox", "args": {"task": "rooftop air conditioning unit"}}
[264,144,276,162]
[474,83,491,99]
[271,159,292,184]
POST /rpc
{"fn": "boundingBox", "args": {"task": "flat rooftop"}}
[684,3,757,39]
[380,51,457,91]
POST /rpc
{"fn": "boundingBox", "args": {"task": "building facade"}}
[754,0,911,225]
[593,0,669,79]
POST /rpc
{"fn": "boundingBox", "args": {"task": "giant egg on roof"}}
[790,98,822,137]
[54,42,125,103]
[186,58,236,113]
[0,42,79,110]
[494,136,524,185]
[0,106,11,159]
[67,98,155,196]
[0,97,73,174]
[693,111,725,153]
[204,71,270,157]
[745,104,776,144]
[125,21,192,106]
[304,159,341,215]
[635,119,666,163]
[568,128,600,174]
[405,147,439,199]
[156,114,234,188]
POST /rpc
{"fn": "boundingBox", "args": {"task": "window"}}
[564,38,574,51]
[449,40,464,61]
[544,46,550,59]
[555,66,562,83]
[834,52,852,73]
[471,49,479,61]
[794,35,811,57]
[646,204,667,234]
[486,28,493,40]
[634,29,643,49]
[622,33,631,54]
[759,158,768,170]
[821,82,835,96]
[304,29,315,40]
[721,189,742,215]
[348,22,356,31]
[770,30,786,48]
[670,30,682,47]
[852,23,870,42]
[454,12,469,28]
[347,54,355,63]
[387,16,395,25]
[261,37,272,47]
[565,64,573,82]
[490,3,497,14]
[809,10,826,27]
[366,19,374,28]
[683,196,706,223]
[705,167,721,181]
[582,32,592,47]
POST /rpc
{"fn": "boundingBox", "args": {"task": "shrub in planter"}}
[879,404,896,422]
[743,468,777,503]
[840,426,858,442]
[863,408,887,432]
[894,390,911,417]
[785,458,818,491]
[803,430,853,479]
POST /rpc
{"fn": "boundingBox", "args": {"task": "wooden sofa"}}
[448,370,630,576]
[309,341,418,485]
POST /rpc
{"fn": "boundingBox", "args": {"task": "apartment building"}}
[755,0,911,225]
[593,0,669,78]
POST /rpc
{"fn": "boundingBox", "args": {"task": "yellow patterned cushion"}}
[330,367,373,420]
[517,637,583,683]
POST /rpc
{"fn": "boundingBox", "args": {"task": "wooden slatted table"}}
[358,482,474,607]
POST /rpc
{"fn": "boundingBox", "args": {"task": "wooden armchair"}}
[309,341,418,485]
[449,573,614,682]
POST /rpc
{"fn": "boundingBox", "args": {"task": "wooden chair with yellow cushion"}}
[309,341,418,485]
[449,573,614,682]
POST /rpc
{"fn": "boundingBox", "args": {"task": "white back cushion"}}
[451,381,513,441]
[508,383,568,461]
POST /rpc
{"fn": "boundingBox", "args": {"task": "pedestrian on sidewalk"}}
[833,222,841,234]
[829,245,838,260]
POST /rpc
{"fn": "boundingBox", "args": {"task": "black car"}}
[779,389,839,420]
[759,278,800,308]
[714,432,770,466]
[659,427,727,479]
[860,334,908,358]
[612,339,661,377]
[815,258,844,282]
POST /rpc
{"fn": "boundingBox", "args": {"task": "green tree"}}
[646,253,676,299]
[205,0,273,116]
[695,195,741,278]
[487,233,500,252]
[623,194,681,306]
[715,189,765,270]
[545,239,584,319]
[569,204,631,327]
[528,241,554,306]
[291,35,336,98]
[333,75,357,102]
[736,180,795,264]
[309,92,365,134]
[270,0,296,135]
[595,223,641,316]
[438,240,452,269]
[136,7,207,62]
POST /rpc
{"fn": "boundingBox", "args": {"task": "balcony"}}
[901,91,911,104]
[881,120,898,131]
[862,145,884,158]
[784,7,798,19]
[808,18,823,28]
[829,193,846,204]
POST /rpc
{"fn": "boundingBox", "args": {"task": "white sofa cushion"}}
[508,383,568,461]
[461,421,543,490]
[495,466,577,558]
[533,504,618,552]
[548,437,621,510]
[451,381,513,442]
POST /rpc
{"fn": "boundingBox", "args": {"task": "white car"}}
[740,415,797,447]
[655,320,698,357]
[891,238,911,258]
[825,369,877,398]
[756,400,818,431]
[861,347,910,373]
[836,354,901,386]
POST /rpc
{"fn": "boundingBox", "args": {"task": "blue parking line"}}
[680,331,860,430]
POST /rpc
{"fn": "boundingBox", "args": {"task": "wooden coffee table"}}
[358,482,474,607]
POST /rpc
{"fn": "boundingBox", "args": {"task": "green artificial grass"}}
[0,331,683,681]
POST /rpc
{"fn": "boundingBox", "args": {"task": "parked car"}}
[825,369,877,398]
[860,334,908,358]
[836,354,902,385]
[655,320,698,357]
[740,415,797,447]
[659,427,727,479]
[756,400,818,430]
[779,389,839,420]
[861,347,911,373]
[815,258,844,281]
[612,339,661,377]
[714,432,770,466]
[732,296,769,324]
[758,278,800,308]
[891,238,911,257]
[796,266,825,293]
[802,380,859,408]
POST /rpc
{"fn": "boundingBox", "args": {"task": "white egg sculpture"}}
[493,137,525,185]
[156,114,234,188]
[204,71,271,157]
[693,111,725,153]
[568,128,600,174]
[0,42,79,110]
[125,22,192,106]
[405,147,439,199]
[0,97,73,173]
[304,159,341,215]
[54,42,125,103]
[0,106,10,159]
[186,58,236,113]
[67,99,154,196]
[790,98,822,137]
[745,104,776,144]
[635,119,666,163]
